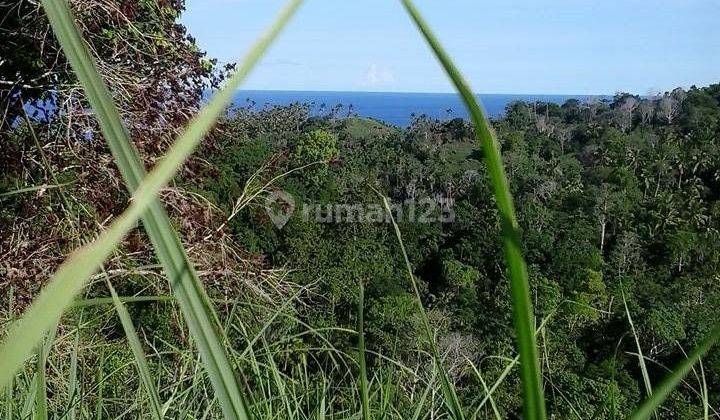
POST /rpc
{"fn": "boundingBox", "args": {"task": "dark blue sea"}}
[232,90,606,126]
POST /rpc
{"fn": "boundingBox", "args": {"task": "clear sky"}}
[182,0,719,94]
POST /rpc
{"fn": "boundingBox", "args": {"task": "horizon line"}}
[232,88,616,97]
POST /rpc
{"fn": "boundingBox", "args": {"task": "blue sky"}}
[182,0,719,94]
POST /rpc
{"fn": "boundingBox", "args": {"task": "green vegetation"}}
[1,0,720,419]
[400,2,544,416]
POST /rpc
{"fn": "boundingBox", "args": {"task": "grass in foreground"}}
[0,0,718,418]
[0,0,303,418]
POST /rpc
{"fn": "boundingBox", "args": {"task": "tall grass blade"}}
[698,357,709,420]
[410,368,436,420]
[95,350,104,420]
[630,323,720,420]
[67,319,81,420]
[466,358,501,420]
[3,375,11,420]
[378,193,464,419]
[358,282,371,420]
[317,392,326,420]
[398,1,546,418]
[107,281,164,420]
[0,207,151,391]
[22,374,38,419]
[677,342,712,420]
[260,335,292,417]
[4,289,14,420]
[471,310,556,419]
[621,290,654,402]
[379,360,396,420]
[34,325,57,420]
[0,4,303,420]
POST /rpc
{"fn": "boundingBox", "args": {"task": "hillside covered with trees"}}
[188,86,720,418]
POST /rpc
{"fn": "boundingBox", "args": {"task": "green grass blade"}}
[33,359,46,420]
[630,323,720,420]
[36,1,303,419]
[466,359,501,420]
[0,182,75,198]
[107,281,164,420]
[398,1,545,418]
[698,357,709,420]
[95,350,104,420]
[22,374,38,418]
[378,192,464,419]
[4,289,14,420]
[0,3,302,417]
[358,282,371,420]
[410,368,436,420]
[621,290,654,402]
[67,318,81,420]
[3,375,11,420]
[471,310,556,418]
[0,184,163,391]
[33,325,57,420]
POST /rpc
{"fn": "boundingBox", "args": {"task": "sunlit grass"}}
[0,1,303,419]
[0,0,717,418]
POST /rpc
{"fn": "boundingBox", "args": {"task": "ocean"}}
[232,90,605,126]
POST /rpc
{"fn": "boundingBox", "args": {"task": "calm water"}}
[232,90,604,126]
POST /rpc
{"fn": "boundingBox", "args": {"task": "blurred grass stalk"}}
[398,1,546,418]
[0,1,303,419]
